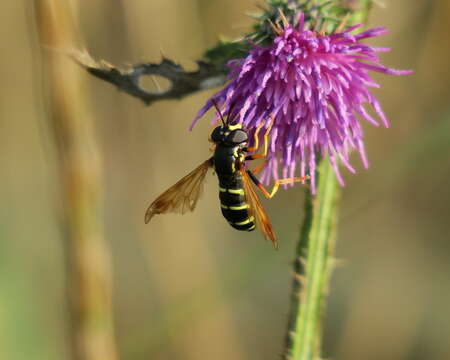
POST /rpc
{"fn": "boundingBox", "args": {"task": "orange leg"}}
[245,122,264,153]
[245,155,267,175]
[247,170,309,199]
[245,115,276,176]
[245,114,275,155]
[252,160,267,175]
[245,154,265,161]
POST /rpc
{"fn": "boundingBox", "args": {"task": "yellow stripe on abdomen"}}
[227,188,245,195]
[234,216,255,226]
[229,204,249,210]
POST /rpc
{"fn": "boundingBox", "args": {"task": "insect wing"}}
[241,167,278,248]
[145,158,213,223]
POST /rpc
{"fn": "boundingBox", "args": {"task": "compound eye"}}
[211,126,224,142]
[227,129,248,144]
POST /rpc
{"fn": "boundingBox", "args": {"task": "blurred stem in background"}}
[34,1,118,360]
[284,1,372,359]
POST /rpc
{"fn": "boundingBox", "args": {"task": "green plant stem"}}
[284,2,373,360]
[285,159,339,360]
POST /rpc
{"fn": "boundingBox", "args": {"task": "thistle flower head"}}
[191,13,412,193]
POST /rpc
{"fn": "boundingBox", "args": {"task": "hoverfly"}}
[145,102,309,248]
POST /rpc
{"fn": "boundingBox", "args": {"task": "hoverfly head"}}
[210,100,247,146]
[210,123,248,147]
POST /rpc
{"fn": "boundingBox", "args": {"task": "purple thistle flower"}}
[191,14,412,193]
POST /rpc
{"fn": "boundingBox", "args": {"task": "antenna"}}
[226,100,238,124]
[211,99,226,126]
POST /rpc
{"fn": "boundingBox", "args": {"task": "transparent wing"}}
[240,166,278,249]
[145,158,213,223]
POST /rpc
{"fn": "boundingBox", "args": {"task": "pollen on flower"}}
[191,13,412,193]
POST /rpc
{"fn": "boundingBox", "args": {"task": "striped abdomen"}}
[218,174,255,231]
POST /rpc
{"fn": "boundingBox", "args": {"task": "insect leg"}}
[245,123,264,152]
[245,155,267,175]
[244,115,276,176]
[245,114,276,153]
[245,155,267,174]
[247,170,309,199]
[252,160,268,175]
[245,154,265,161]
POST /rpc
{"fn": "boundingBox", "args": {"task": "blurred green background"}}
[1,0,450,359]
